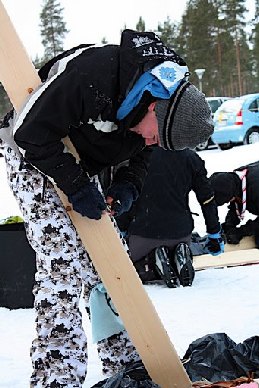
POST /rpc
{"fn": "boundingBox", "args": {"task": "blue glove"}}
[204,232,224,256]
[106,182,138,217]
[68,181,106,220]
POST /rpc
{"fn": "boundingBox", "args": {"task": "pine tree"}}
[250,0,259,90]
[136,17,146,32]
[177,0,220,95]
[40,0,68,63]
[157,17,179,51]
[175,0,252,96]
[219,0,249,95]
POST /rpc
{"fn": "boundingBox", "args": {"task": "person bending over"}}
[210,161,259,248]
[0,29,213,387]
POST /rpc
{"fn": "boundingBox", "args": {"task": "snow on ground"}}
[0,143,259,387]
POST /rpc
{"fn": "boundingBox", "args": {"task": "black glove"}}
[204,232,224,256]
[254,222,259,249]
[227,221,257,245]
[68,181,106,220]
[221,222,237,234]
[225,227,243,244]
[106,182,138,217]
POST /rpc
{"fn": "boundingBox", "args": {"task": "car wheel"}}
[244,127,259,145]
[218,143,233,150]
[196,139,209,151]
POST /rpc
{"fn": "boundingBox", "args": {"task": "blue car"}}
[195,96,230,151]
[211,93,259,150]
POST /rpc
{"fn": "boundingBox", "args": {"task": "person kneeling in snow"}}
[117,147,224,288]
[209,161,259,248]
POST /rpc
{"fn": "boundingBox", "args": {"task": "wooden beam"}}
[194,248,259,271]
[224,236,255,252]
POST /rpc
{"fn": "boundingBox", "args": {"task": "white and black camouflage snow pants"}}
[4,147,139,387]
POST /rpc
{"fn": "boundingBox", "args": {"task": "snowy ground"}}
[1,143,259,387]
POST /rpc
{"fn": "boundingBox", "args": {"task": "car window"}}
[207,100,221,113]
[248,98,259,112]
[217,99,243,114]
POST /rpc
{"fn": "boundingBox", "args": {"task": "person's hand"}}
[68,181,106,220]
[204,232,224,256]
[106,182,138,217]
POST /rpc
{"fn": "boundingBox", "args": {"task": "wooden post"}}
[0,2,191,387]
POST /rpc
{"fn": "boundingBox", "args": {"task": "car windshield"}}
[218,99,243,114]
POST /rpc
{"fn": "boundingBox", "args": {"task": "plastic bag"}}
[91,361,160,387]
[182,333,259,382]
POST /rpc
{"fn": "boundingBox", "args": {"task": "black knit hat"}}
[209,172,241,206]
[155,82,214,150]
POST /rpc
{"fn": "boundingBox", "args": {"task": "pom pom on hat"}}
[155,81,214,150]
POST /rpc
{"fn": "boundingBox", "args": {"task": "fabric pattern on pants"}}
[3,147,139,387]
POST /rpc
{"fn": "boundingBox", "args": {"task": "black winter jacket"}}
[128,148,220,239]
[225,161,259,231]
[13,30,185,196]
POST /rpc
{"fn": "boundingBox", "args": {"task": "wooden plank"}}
[0,2,39,110]
[193,236,257,271]
[224,236,255,252]
[0,2,191,387]
[194,249,259,271]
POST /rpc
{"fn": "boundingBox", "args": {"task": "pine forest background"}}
[1,0,259,118]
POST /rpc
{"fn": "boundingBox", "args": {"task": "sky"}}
[1,143,259,387]
[2,0,188,59]
[1,0,256,60]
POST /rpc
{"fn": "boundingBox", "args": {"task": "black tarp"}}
[91,334,259,387]
[183,333,259,382]
[91,361,160,387]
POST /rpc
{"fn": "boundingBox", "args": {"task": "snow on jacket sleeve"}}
[14,62,98,195]
[191,153,221,234]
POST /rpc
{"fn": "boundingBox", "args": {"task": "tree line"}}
[156,0,259,97]
[1,0,259,117]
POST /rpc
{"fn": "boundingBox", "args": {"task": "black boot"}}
[172,243,195,287]
[154,246,180,288]
[133,252,162,284]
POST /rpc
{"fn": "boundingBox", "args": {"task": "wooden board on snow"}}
[0,2,191,387]
[193,236,258,271]
[224,236,255,252]
[194,249,259,271]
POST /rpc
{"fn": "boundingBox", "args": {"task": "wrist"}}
[65,171,90,196]
[208,231,221,239]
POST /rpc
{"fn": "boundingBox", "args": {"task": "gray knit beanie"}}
[155,81,214,150]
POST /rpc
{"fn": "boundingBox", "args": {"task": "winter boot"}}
[134,253,160,283]
[154,246,180,288]
[172,242,195,287]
